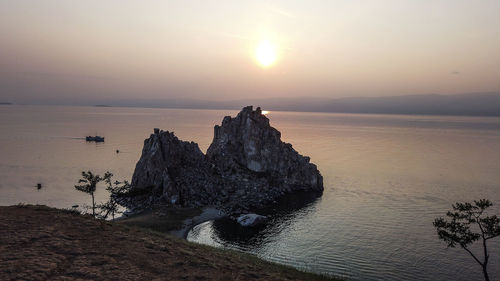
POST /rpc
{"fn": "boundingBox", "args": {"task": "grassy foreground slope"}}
[0,205,340,281]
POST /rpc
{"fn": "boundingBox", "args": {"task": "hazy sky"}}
[1,0,499,104]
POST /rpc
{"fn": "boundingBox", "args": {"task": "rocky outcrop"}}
[130,131,222,207]
[236,214,268,227]
[207,106,323,192]
[129,106,323,212]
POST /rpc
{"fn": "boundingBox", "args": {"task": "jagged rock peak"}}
[208,106,278,172]
[130,129,216,206]
[207,106,323,192]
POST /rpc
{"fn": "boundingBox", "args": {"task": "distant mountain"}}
[112,92,500,117]
[17,92,500,117]
[262,92,500,116]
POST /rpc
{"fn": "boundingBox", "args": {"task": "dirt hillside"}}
[0,205,338,281]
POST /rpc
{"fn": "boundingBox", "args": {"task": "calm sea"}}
[1,105,499,281]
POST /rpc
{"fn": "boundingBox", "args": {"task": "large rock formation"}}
[207,106,322,192]
[129,106,323,212]
[130,130,221,206]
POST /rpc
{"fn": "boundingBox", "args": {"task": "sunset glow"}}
[255,40,277,67]
[1,1,500,281]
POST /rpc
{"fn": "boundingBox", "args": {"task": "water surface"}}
[1,105,499,280]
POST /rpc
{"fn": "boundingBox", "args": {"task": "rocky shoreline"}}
[170,207,226,238]
[126,106,324,214]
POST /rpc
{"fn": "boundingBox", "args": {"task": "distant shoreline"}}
[5,91,500,117]
[4,102,500,118]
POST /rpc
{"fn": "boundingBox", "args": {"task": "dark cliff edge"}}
[126,106,323,213]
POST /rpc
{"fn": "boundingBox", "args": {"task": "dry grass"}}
[0,205,342,281]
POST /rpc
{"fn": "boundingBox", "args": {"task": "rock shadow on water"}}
[208,191,322,249]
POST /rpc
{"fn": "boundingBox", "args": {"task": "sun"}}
[255,40,277,67]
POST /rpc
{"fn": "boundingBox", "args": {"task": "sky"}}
[1,0,500,104]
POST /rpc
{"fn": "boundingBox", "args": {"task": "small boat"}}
[86,136,105,142]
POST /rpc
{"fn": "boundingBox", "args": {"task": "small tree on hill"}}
[97,172,130,222]
[433,199,500,281]
[74,171,111,217]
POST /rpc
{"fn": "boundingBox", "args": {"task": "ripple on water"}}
[188,184,500,281]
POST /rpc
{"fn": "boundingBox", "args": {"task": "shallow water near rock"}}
[1,105,499,280]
